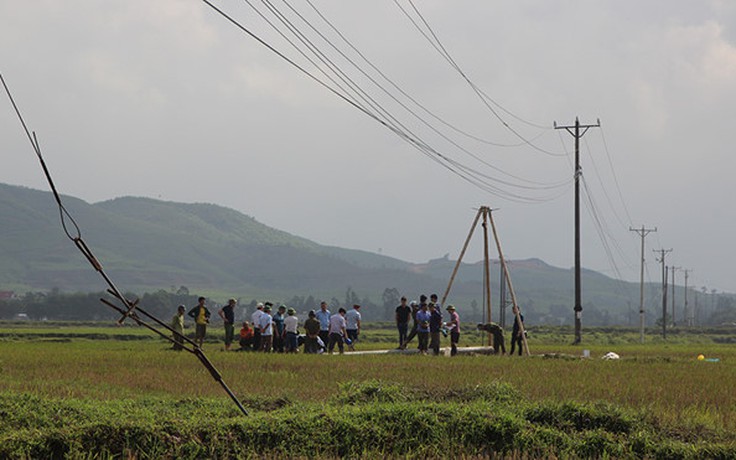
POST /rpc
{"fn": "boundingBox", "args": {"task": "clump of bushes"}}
[1,382,734,459]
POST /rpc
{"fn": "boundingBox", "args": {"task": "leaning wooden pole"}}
[481,208,493,346]
[440,208,483,308]
[488,210,530,356]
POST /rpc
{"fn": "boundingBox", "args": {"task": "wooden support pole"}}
[440,208,483,308]
[481,208,493,346]
[488,210,530,356]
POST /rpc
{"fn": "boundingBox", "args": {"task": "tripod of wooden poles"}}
[440,207,530,356]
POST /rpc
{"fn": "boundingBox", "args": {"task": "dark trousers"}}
[273,333,284,353]
[238,337,253,351]
[510,333,523,356]
[397,322,408,347]
[493,332,506,355]
[304,336,319,354]
[417,331,429,351]
[285,332,298,352]
[328,332,344,354]
[224,323,234,346]
[260,335,273,352]
[318,330,329,349]
[253,329,262,351]
[430,331,441,355]
[172,331,184,351]
[450,330,460,356]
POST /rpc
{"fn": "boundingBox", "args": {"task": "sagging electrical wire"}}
[396,0,566,157]
[302,0,546,150]
[251,0,571,191]
[205,0,569,203]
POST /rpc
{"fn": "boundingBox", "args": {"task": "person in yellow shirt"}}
[187,297,211,348]
[170,305,186,351]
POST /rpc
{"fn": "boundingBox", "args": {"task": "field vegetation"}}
[0,322,734,458]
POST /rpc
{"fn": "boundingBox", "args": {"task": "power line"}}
[394,0,565,157]
[203,0,570,203]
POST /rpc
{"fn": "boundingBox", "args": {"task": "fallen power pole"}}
[1,73,249,417]
[554,117,600,344]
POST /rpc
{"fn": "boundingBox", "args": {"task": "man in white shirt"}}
[327,308,348,354]
[258,304,274,352]
[251,302,265,351]
[344,304,362,351]
[283,307,299,353]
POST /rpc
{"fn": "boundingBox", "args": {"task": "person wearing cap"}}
[446,305,460,356]
[187,297,210,348]
[345,304,362,351]
[415,302,431,354]
[218,298,237,351]
[272,305,287,353]
[327,308,348,354]
[258,304,274,352]
[303,310,321,354]
[251,302,265,351]
[170,305,186,351]
[429,298,443,356]
[284,308,299,353]
[315,301,331,349]
[476,322,505,355]
[404,295,426,346]
[395,296,411,349]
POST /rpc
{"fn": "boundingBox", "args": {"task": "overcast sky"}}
[2,1,735,293]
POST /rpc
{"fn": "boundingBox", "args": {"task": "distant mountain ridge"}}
[0,182,657,324]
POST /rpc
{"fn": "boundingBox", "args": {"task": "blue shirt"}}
[273,313,285,334]
[315,309,331,331]
[416,310,431,333]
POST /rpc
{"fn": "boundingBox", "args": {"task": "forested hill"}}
[0,183,422,293]
[0,182,664,324]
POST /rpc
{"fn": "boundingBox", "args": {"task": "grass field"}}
[1,322,735,458]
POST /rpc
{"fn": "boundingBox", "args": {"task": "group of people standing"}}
[395,294,461,356]
[171,297,362,354]
[171,293,524,356]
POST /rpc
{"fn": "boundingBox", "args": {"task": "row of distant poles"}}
[558,118,685,344]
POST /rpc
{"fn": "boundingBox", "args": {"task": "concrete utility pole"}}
[670,266,680,326]
[554,117,600,345]
[683,269,691,326]
[654,249,672,339]
[630,225,657,342]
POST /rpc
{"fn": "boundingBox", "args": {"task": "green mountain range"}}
[0,182,668,325]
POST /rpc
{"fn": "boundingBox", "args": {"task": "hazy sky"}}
[2,1,735,293]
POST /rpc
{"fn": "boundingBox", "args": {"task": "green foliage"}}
[1,385,734,459]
